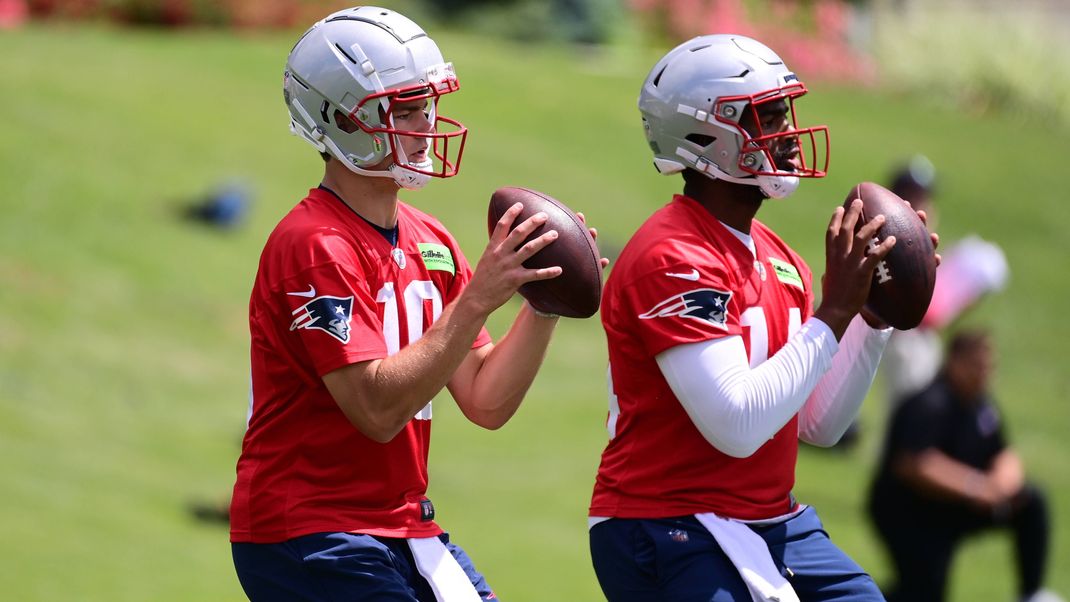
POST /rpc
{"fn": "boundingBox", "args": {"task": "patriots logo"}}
[639,288,733,330]
[290,295,355,343]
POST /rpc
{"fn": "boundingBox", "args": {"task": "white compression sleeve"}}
[656,318,839,458]
[798,315,891,446]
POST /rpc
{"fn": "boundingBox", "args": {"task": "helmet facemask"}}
[721,82,828,182]
[283,7,469,190]
[348,63,468,189]
[698,82,829,199]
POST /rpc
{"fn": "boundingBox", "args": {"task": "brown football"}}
[487,187,603,318]
[844,182,937,330]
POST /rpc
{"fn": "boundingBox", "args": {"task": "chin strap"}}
[757,173,799,199]
[325,155,433,190]
[675,147,799,199]
[389,159,433,190]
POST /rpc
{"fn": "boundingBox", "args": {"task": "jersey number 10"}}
[376,280,444,420]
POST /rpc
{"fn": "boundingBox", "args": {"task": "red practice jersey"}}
[590,195,814,521]
[231,187,490,543]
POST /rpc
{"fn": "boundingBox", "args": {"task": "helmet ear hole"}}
[685,133,716,148]
[333,109,360,134]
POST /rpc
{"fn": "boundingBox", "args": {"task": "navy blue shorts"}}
[589,506,884,602]
[233,531,497,601]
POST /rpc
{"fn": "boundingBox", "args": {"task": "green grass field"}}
[1,24,1067,601]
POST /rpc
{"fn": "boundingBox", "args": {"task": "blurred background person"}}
[867,330,1061,602]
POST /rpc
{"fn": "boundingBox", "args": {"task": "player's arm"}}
[656,202,893,458]
[800,201,945,444]
[799,202,942,444]
[448,213,606,429]
[446,302,557,429]
[323,204,561,443]
[797,314,891,447]
[657,320,839,458]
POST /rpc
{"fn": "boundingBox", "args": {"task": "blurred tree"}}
[630,0,875,83]
[0,0,27,27]
[432,0,623,44]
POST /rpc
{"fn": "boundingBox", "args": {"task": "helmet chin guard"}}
[639,34,829,199]
[390,158,434,190]
[757,174,800,199]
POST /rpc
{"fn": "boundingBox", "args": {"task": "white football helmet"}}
[639,34,829,199]
[283,6,467,189]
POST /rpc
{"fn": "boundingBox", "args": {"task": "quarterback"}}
[230,7,578,601]
[589,35,936,601]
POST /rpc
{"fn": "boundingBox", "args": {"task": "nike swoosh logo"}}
[665,269,700,281]
[286,285,317,298]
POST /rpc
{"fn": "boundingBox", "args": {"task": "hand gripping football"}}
[844,182,937,330]
[487,187,603,318]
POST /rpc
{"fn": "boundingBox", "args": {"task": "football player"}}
[588,35,936,601]
[230,7,581,600]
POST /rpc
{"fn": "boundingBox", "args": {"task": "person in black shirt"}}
[868,330,1058,602]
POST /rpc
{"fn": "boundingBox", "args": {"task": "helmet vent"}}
[736,70,750,78]
[685,133,716,148]
[333,43,358,65]
[290,75,310,91]
[320,100,330,124]
[652,66,667,87]
[689,44,711,52]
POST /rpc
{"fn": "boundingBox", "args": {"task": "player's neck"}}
[321,161,401,228]
[683,177,764,234]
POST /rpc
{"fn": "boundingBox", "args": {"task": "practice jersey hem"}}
[589,500,799,522]
[230,521,445,544]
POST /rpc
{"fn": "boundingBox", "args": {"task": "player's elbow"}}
[346,412,406,443]
[454,387,524,431]
[801,435,838,449]
[715,438,764,458]
[365,425,404,444]
[469,414,509,431]
[685,406,766,458]
[798,427,840,448]
[336,395,408,442]
[461,404,518,431]
[695,404,770,458]
[798,414,851,448]
[701,428,765,458]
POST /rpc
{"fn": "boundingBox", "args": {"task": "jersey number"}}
[740,306,801,367]
[376,280,443,420]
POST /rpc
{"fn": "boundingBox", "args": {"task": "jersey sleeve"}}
[280,233,389,377]
[622,244,740,357]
